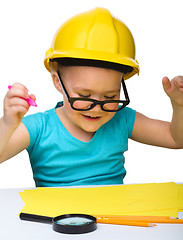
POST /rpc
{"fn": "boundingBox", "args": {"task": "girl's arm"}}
[0,83,35,163]
[131,76,183,149]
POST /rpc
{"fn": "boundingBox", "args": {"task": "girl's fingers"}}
[29,94,36,101]
[162,76,171,94]
[9,105,29,116]
[7,89,30,101]
[8,97,30,109]
[11,82,28,92]
[8,87,29,99]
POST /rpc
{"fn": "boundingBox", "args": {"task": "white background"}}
[0,0,182,188]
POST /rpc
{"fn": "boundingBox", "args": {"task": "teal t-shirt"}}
[22,103,136,187]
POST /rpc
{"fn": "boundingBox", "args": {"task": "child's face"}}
[57,65,123,134]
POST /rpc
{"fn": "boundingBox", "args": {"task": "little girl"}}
[0,8,183,187]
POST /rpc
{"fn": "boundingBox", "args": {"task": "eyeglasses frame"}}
[57,71,130,112]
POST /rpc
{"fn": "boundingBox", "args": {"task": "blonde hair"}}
[49,61,58,73]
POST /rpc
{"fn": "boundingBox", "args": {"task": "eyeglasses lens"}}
[72,100,120,111]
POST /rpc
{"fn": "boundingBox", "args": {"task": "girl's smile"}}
[81,114,102,121]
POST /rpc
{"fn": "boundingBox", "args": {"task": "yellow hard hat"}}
[44,7,139,80]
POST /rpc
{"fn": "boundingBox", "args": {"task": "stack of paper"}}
[19,182,183,218]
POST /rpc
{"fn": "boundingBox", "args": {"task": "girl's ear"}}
[51,71,63,94]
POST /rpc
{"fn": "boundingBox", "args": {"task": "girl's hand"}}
[3,83,36,128]
[162,76,183,107]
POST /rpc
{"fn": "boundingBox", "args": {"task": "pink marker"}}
[8,85,37,107]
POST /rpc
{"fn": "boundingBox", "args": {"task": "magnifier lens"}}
[53,214,97,234]
[56,217,93,226]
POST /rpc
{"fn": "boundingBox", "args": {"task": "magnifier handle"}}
[20,212,53,224]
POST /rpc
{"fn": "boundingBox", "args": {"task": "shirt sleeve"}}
[123,107,136,138]
[21,112,44,152]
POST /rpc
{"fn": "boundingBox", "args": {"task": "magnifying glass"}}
[20,213,97,234]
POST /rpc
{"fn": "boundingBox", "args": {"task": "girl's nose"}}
[89,103,102,112]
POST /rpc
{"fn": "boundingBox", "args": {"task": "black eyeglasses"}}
[57,71,130,112]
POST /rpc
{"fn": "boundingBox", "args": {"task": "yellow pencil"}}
[96,218,156,227]
[146,219,183,224]
[95,215,183,224]
[95,215,175,221]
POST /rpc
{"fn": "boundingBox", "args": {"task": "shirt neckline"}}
[53,103,101,144]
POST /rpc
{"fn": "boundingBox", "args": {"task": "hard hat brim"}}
[44,49,139,80]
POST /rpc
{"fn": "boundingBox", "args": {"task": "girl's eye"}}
[104,95,116,99]
[78,94,91,98]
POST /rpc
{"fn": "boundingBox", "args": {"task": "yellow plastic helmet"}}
[44,7,139,80]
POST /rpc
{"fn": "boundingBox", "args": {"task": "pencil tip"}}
[149,223,157,227]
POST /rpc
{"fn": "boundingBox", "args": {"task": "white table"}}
[0,188,183,240]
